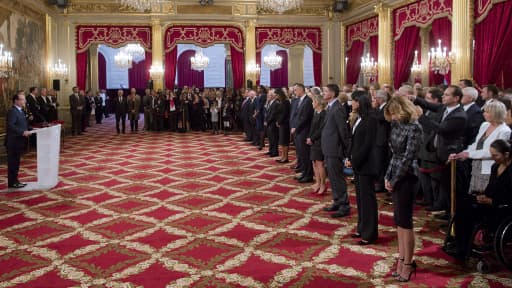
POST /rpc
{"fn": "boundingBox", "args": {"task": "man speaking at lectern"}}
[5,91,31,189]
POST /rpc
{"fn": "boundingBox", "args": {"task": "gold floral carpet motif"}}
[0,118,511,287]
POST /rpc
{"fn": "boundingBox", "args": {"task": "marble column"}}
[340,24,347,85]
[375,3,392,86]
[151,18,164,90]
[288,45,304,86]
[245,19,257,86]
[89,44,99,93]
[451,0,473,83]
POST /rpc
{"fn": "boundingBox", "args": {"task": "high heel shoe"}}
[397,261,417,282]
[316,185,327,196]
[391,258,404,278]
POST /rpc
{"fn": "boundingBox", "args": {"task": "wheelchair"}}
[467,205,512,273]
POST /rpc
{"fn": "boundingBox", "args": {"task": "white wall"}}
[177,43,226,87]
[304,46,314,87]
[98,44,145,89]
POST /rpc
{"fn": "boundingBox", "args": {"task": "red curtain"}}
[270,50,288,88]
[177,50,204,88]
[393,26,420,88]
[165,48,178,90]
[474,0,512,88]
[145,51,152,88]
[230,46,245,89]
[429,17,452,86]
[98,52,106,90]
[346,40,364,85]
[76,52,88,90]
[128,59,148,89]
[312,49,322,86]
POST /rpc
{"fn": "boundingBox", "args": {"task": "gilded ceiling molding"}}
[257,6,329,17]
[0,0,45,23]
[65,1,175,14]
[177,4,232,15]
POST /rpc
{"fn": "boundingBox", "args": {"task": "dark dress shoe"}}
[8,183,25,189]
[257,146,263,150]
[264,152,271,155]
[323,205,339,212]
[294,175,304,180]
[358,239,374,246]
[298,177,314,183]
[331,211,350,218]
[351,233,362,238]
[276,159,289,163]
[294,168,302,173]
[426,206,444,212]
[435,213,449,221]
[269,154,279,157]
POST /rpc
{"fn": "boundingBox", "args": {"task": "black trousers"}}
[116,113,126,133]
[7,147,22,186]
[95,108,103,123]
[267,124,279,155]
[325,156,350,213]
[169,112,177,131]
[374,145,389,189]
[70,110,82,135]
[295,131,312,178]
[355,174,378,241]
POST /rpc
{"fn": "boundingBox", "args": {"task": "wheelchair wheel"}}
[476,260,491,274]
[494,216,512,271]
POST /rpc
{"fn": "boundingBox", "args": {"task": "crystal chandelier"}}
[410,50,424,80]
[428,39,455,75]
[0,43,13,78]
[259,0,304,14]
[149,64,164,80]
[49,59,69,78]
[119,0,156,11]
[123,43,145,58]
[263,48,283,71]
[246,61,261,78]
[114,50,133,69]
[360,53,378,80]
[190,49,210,71]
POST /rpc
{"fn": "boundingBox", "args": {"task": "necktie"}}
[441,108,449,121]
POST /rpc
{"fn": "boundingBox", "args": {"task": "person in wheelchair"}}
[449,139,512,260]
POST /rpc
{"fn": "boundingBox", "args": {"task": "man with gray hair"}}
[398,84,414,98]
[461,87,484,148]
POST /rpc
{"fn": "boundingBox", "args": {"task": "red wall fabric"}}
[369,35,379,84]
[98,52,106,90]
[230,46,245,89]
[429,17,452,86]
[393,26,420,88]
[473,0,512,88]
[346,40,364,85]
[270,50,289,88]
[76,52,88,90]
[177,50,204,88]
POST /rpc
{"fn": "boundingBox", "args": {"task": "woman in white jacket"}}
[450,101,511,193]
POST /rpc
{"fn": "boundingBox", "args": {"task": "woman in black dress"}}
[275,88,291,163]
[348,91,378,245]
[307,87,327,195]
[384,96,422,282]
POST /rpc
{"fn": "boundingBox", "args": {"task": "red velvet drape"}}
[393,26,420,88]
[98,52,106,90]
[346,40,364,85]
[145,51,152,88]
[230,46,245,89]
[312,49,322,86]
[429,17,452,86]
[369,35,378,83]
[270,50,288,88]
[474,0,512,88]
[165,48,178,90]
[128,59,148,89]
[177,50,204,88]
[76,52,88,90]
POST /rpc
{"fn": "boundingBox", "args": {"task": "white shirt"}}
[327,99,337,109]
[442,105,459,121]
[463,102,475,111]
[352,117,361,134]
[379,102,386,110]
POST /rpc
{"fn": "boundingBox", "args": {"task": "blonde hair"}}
[338,92,349,104]
[484,101,507,123]
[384,96,418,123]
[311,87,326,110]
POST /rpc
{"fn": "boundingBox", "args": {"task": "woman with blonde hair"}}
[384,96,423,282]
[307,87,327,195]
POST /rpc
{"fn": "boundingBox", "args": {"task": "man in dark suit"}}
[69,86,84,136]
[26,87,45,124]
[247,90,257,141]
[321,84,350,218]
[461,87,485,148]
[114,89,128,134]
[374,89,390,192]
[289,87,300,170]
[5,91,31,189]
[36,88,50,122]
[265,90,280,157]
[292,83,314,183]
[241,90,252,141]
[46,88,59,122]
[413,85,467,217]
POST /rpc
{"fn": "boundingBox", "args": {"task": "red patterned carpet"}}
[0,118,511,287]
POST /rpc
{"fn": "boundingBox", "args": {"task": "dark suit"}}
[265,100,280,156]
[463,103,484,149]
[295,95,314,179]
[114,96,128,133]
[321,100,350,213]
[415,97,467,212]
[36,95,49,121]
[241,98,252,140]
[46,95,58,122]
[351,115,378,241]
[374,105,391,190]
[27,94,45,124]
[94,96,104,124]
[69,93,84,135]
[6,106,29,186]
